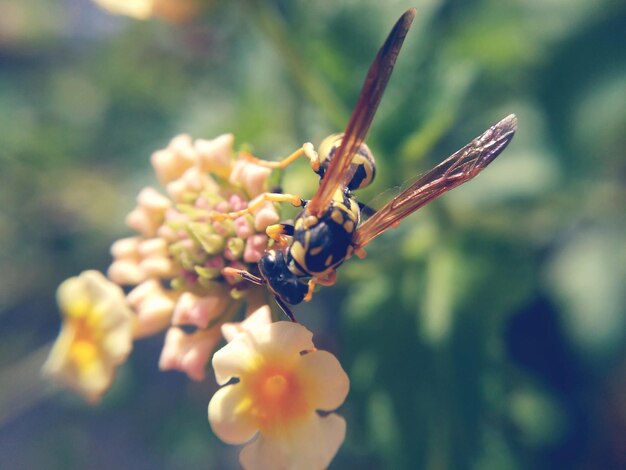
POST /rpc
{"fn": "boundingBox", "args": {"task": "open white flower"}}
[43,271,134,403]
[209,321,349,470]
[92,0,200,22]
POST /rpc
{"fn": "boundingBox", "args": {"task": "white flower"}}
[221,305,272,343]
[209,321,349,470]
[92,0,154,19]
[43,271,134,403]
[92,0,200,22]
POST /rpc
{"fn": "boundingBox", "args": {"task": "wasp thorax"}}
[317,133,376,191]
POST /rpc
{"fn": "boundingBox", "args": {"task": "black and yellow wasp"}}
[213,9,517,320]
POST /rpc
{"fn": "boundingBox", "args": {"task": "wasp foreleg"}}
[211,193,304,221]
[266,223,295,246]
[240,142,320,172]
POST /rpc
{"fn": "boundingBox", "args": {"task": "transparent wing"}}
[307,8,416,216]
[353,114,518,249]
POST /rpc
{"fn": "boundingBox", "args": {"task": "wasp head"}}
[258,250,308,306]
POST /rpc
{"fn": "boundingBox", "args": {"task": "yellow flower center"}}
[67,313,103,376]
[70,340,99,368]
[246,362,311,434]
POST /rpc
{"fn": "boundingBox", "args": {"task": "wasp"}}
[212,8,517,321]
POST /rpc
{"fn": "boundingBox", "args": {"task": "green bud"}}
[195,265,222,281]
[187,222,225,255]
[226,237,245,259]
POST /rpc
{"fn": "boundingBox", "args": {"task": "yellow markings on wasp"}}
[290,241,306,266]
[303,215,318,229]
[331,209,344,225]
[309,246,323,256]
[343,220,354,233]
[353,154,366,165]
[331,190,344,204]
[324,255,334,267]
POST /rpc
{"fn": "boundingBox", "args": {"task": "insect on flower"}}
[212,8,517,321]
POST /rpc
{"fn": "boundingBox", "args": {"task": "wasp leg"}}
[275,296,298,323]
[304,279,317,302]
[241,142,320,172]
[317,270,337,287]
[266,223,295,246]
[222,267,265,285]
[304,271,338,302]
[211,193,304,221]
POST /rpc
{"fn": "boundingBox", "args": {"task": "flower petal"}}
[221,305,272,343]
[238,413,346,470]
[298,351,350,411]
[208,384,259,445]
[254,321,314,357]
[212,322,314,385]
[211,336,259,385]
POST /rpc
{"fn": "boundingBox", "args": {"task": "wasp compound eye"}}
[259,251,308,305]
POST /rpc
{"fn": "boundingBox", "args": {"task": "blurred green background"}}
[1,0,625,468]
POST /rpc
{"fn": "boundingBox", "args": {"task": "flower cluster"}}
[111,133,280,380]
[44,133,351,468]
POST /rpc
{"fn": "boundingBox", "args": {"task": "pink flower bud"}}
[254,204,280,232]
[243,234,267,263]
[138,238,168,258]
[195,133,234,176]
[159,327,222,381]
[140,256,175,278]
[110,237,141,258]
[229,160,271,197]
[126,208,156,237]
[137,187,172,212]
[151,136,195,184]
[234,216,253,239]
[172,290,229,328]
[127,280,176,338]
[108,260,146,285]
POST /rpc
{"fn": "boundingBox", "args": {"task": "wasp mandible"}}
[211,8,517,321]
